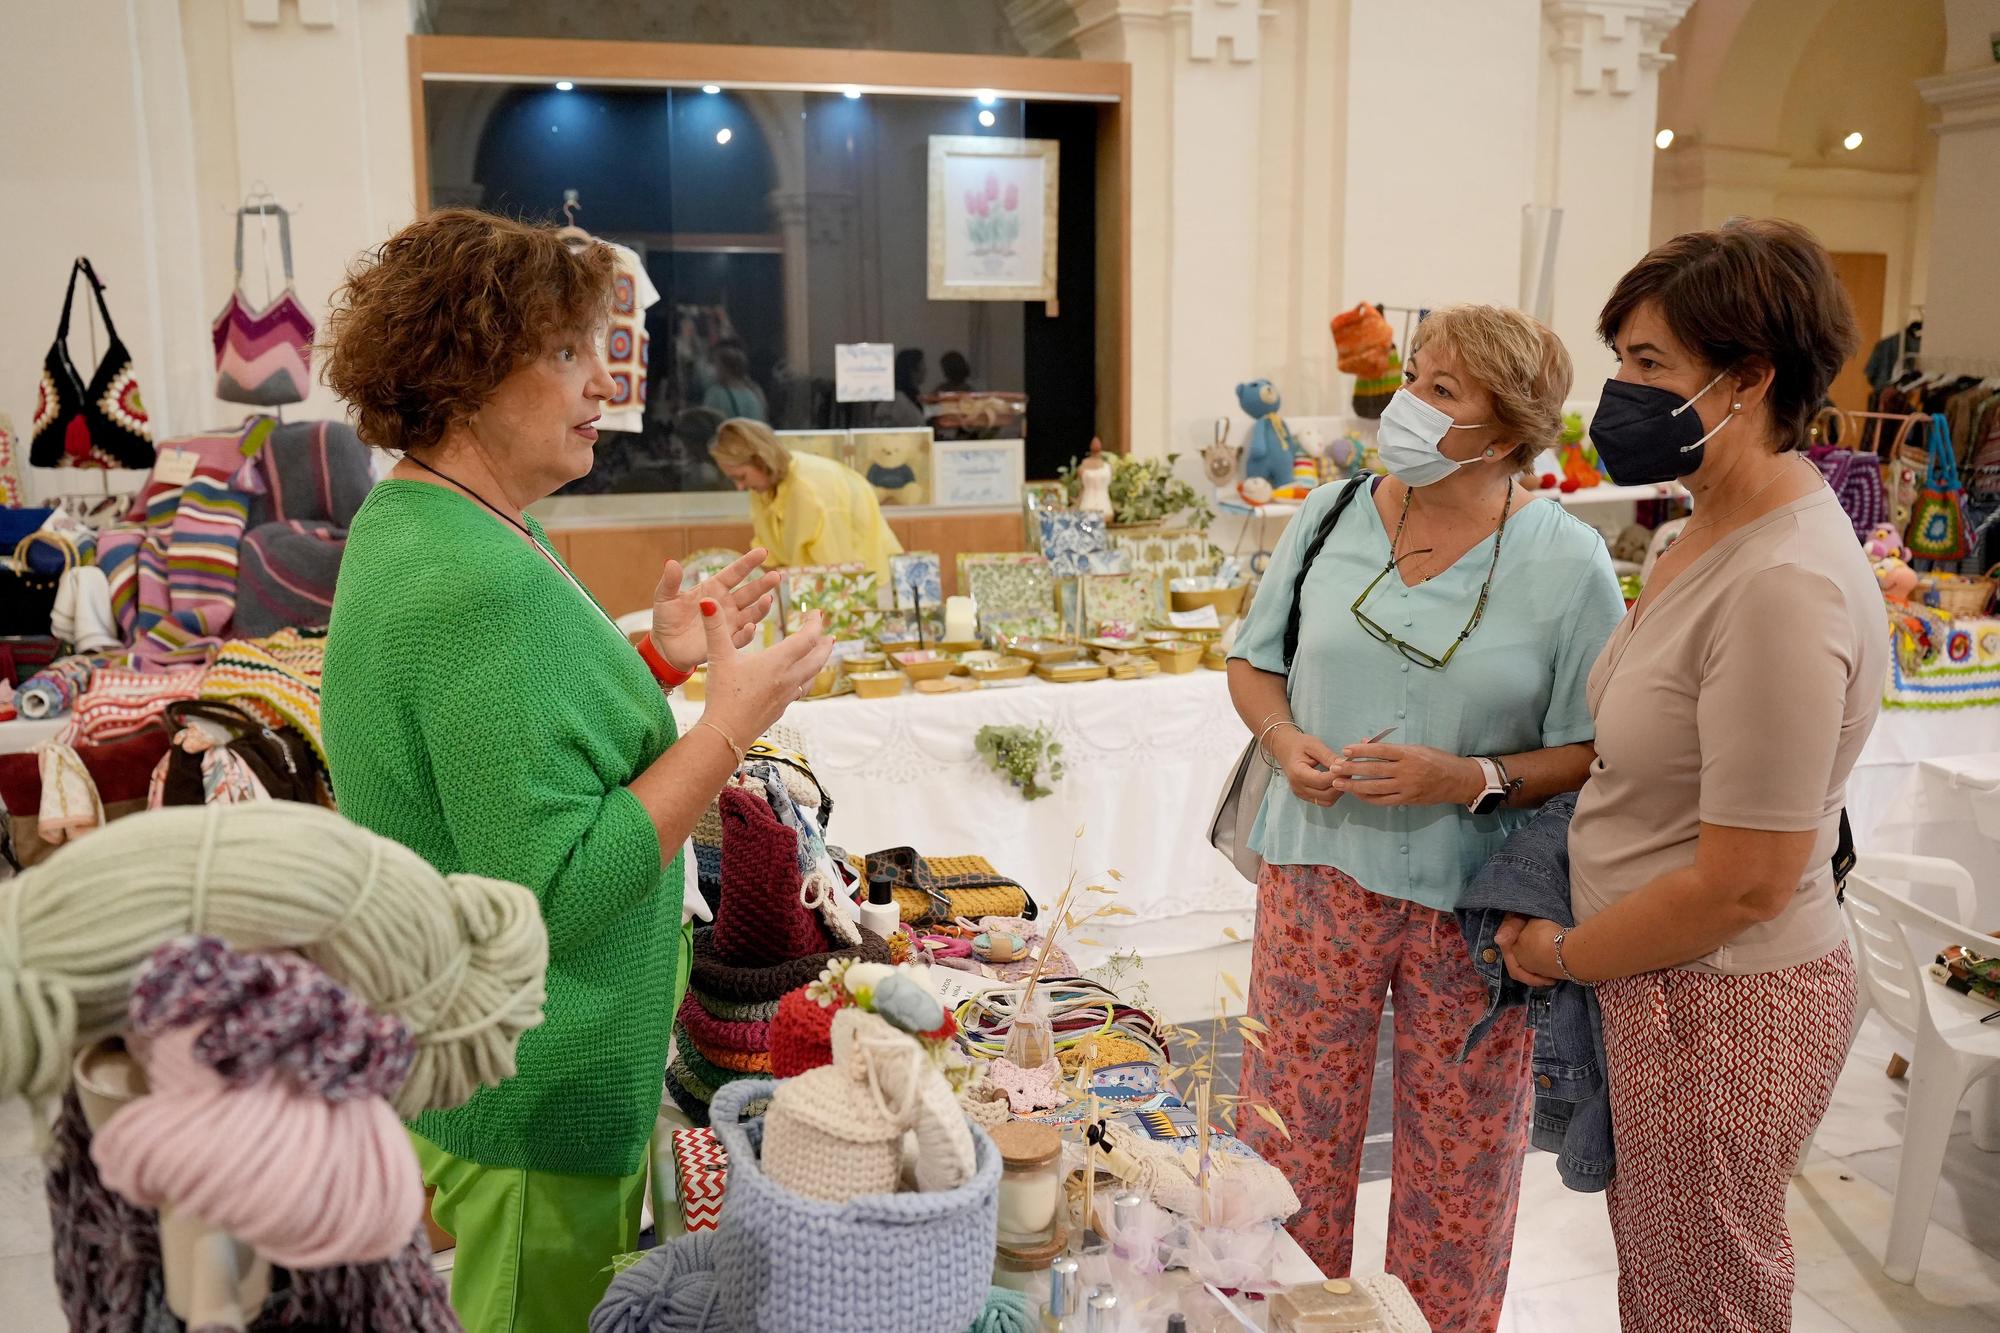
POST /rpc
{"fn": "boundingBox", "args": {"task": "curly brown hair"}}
[1598,217,1858,453]
[320,209,618,453]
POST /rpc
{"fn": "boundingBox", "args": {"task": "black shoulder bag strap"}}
[1833,808,1856,904]
[1281,475,1371,673]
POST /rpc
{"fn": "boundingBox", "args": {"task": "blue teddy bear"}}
[1235,379,1298,490]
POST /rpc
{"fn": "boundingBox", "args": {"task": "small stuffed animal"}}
[1865,524,1909,563]
[1875,556,1920,602]
[1235,380,1297,490]
[865,432,926,505]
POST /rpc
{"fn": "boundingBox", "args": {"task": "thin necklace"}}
[405,454,535,539]
[1392,482,1515,585]
[1680,456,1803,540]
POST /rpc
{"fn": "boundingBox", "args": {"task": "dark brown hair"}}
[320,209,617,453]
[1597,217,1857,453]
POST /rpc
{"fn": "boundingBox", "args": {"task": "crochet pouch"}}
[708,1078,1000,1333]
[863,846,1035,925]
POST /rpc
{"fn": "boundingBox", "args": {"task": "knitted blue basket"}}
[708,1078,1001,1333]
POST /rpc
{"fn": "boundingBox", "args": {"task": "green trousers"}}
[416,1133,647,1333]
[417,919,692,1332]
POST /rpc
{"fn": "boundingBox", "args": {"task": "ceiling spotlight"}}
[978,110,996,128]
[1842,130,1864,151]
[555,80,574,92]
[702,84,720,95]
[715,127,733,145]
[1654,128,1674,150]
[843,86,863,100]
[976,90,997,107]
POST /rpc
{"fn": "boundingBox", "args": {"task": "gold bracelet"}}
[695,719,744,765]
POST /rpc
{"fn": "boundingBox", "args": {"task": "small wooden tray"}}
[1035,661,1110,684]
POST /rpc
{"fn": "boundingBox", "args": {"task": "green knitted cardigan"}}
[322,481,681,1177]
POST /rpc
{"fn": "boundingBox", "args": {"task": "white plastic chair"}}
[1842,852,2000,1283]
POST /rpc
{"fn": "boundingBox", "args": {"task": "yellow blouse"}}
[749,451,903,580]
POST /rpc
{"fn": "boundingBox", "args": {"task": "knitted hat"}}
[677,993,772,1055]
[1331,302,1395,378]
[712,787,829,967]
[688,987,783,1026]
[1352,345,1402,420]
[690,925,892,1004]
[769,986,838,1077]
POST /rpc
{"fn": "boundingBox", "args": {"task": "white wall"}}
[0,0,414,449]
[1920,0,2000,363]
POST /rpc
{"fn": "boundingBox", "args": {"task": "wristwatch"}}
[1468,756,1521,815]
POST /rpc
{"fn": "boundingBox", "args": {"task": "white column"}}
[1539,0,1692,382]
[1918,63,2000,360]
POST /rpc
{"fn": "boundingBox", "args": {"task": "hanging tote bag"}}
[1883,412,1927,539]
[1908,413,1972,563]
[29,258,154,470]
[213,206,314,406]
[1208,475,1369,879]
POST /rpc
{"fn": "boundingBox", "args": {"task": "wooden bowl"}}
[1035,661,1110,684]
[937,639,985,655]
[804,664,839,698]
[893,650,957,682]
[842,652,888,675]
[1007,639,1082,665]
[849,670,908,699]
[1202,644,1229,671]
[1149,640,1204,674]
[681,671,707,702]
[1169,584,1249,618]
[965,655,1032,682]
[876,638,920,655]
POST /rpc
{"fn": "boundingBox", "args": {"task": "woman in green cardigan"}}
[319,209,833,1332]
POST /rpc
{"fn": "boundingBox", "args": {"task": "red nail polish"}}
[699,598,719,616]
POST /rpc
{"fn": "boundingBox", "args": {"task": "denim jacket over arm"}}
[1453,792,1613,1192]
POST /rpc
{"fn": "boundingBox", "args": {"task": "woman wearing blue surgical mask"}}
[1227,304,1624,1331]
[1495,219,1880,1332]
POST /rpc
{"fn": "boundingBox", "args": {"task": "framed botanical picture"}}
[927,136,1059,302]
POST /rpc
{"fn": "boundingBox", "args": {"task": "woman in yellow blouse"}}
[710,418,901,579]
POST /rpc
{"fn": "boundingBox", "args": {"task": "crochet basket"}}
[708,1079,1000,1333]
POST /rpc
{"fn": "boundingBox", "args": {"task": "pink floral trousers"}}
[1238,861,1531,1333]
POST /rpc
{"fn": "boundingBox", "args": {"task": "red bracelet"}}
[636,634,693,689]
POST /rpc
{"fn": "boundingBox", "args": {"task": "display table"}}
[0,717,66,755]
[1850,707,2000,848]
[1870,753,2000,922]
[674,669,1255,955]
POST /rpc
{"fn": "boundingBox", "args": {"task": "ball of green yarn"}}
[965,1286,1033,1333]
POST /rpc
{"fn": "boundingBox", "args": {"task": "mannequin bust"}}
[74,1041,272,1332]
[1077,437,1114,520]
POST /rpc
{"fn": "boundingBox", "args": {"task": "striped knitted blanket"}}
[197,627,327,761]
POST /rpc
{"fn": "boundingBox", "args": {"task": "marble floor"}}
[2,947,1996,1331]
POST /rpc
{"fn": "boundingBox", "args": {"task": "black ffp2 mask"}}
[1587,370,1731,486]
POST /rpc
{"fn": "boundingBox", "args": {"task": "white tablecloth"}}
[674,669,1256,956]
[1870,752,2000,923]
[1849,707,2000,848]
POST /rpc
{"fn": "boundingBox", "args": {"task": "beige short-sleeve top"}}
[1569,486,1885,975]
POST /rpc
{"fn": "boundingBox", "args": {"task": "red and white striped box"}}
[671,1126,729,1232]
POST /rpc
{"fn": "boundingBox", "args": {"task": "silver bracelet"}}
[1551,929,1596,987]
[1257,719,1301,769]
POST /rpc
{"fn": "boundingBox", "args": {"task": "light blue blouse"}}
[1229,479,1626,910]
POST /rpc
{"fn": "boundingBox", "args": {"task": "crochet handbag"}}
[1909,413,1972,563]
[708,1077,1000,1333]
[862,846,1034,925]
[712,785,831,966]
[30,258,154,469]
[150,699,325,808]
[213,205,314,407]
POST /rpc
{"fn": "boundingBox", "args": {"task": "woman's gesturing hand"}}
[1326,743,1483,808]
[650,548,781,673]
[698,600,833,746]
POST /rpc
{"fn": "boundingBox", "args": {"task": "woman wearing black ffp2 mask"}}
[1587,365,1734,485]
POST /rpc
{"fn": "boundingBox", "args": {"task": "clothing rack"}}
[1373,304,1435,356]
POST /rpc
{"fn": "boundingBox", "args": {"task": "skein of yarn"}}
[589,1231,725,1333]
[0,802,548,1118]
[91,938,424,1268]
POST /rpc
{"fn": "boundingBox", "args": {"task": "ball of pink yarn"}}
[91,1025,423,1269]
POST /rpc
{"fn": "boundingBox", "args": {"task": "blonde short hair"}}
[1409,304,1573,463]
[709,418,791,484]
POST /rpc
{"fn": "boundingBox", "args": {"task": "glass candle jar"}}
[990,1120,1064,1248]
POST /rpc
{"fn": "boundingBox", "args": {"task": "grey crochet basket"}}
[708,1078,1001,1333]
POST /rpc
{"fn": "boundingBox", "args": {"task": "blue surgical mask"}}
[1377,388,1490,487]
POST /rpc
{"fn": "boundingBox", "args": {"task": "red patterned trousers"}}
[1238,862,1531,1333]
[1600,946,1857,1331]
